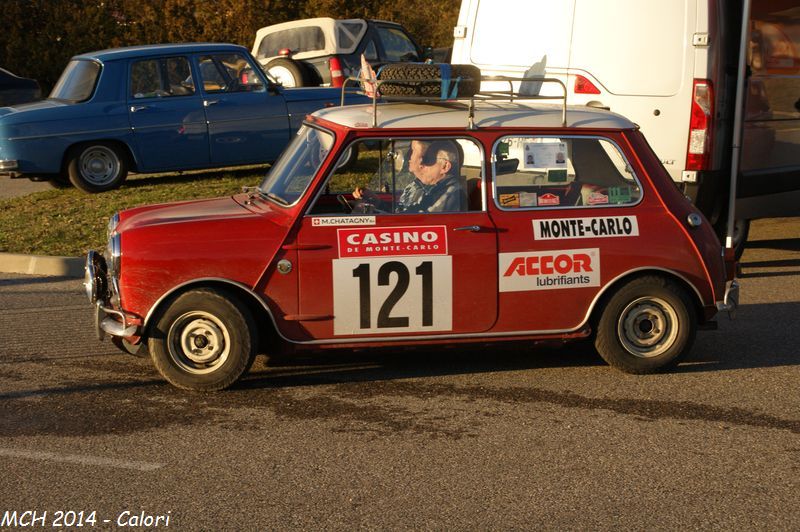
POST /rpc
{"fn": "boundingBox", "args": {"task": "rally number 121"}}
[352,260,432,328]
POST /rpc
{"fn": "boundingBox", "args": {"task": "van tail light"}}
[686,79,714,171]
[329,55,344,87]
[278,48,292,57]
[573,74,601,94]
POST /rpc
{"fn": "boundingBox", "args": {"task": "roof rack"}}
[340,74,568,129]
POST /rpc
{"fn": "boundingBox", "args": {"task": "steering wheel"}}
[337,194,353,213]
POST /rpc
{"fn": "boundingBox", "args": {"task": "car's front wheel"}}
[148,288,257,391]
[67,142,128,193]
[594,276,696,374]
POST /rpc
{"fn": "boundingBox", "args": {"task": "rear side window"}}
[130,56,195,99]
[376,27,419,62]
[493,135,641,209]
[257,27,326,58]
[50,59,101,102]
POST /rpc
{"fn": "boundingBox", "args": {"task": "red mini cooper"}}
[84,73,738,391]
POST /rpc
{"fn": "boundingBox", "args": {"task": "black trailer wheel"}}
[377,63,481,98]
[148,288,257,391]
[594,276,696,374]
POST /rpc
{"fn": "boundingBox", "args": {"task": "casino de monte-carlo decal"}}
[333,226,453,335]
[499,248,601,292]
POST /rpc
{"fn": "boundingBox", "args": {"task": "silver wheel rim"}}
[617,297,679,358]
[79,146,120,185]
[268,65,298,87]
[167,311,231,375]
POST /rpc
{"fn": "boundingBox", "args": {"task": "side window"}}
[198,53,264,94]
[376,27,419,62]
[131,57,194,99]
[493,136,641,209]
[131,60,161,98]
[308,137,483,216]
[363,39,379,62]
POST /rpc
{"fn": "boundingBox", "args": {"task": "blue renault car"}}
[0,43,360,192]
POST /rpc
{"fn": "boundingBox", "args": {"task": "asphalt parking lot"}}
[0,218,798,529]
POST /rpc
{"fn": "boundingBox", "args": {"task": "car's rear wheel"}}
[265,58,312,88]
[594,276,696,374]
[377,64,481,98]
[67,142,128,193]
[148,288,257,391]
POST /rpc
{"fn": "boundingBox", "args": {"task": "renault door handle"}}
[204,99,220,107]
[130,105,151,112]
[454,225,481,232]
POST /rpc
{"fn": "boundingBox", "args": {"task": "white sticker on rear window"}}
[533,216,638,240]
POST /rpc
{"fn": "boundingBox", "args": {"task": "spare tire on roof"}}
[377,63,481,99]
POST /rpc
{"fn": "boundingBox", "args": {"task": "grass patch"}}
[0,151,393,257]
[0,166,268,256]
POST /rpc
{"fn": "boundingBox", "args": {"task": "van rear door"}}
[568,0,699,183]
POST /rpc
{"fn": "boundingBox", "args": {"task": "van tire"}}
[377,64,481,98]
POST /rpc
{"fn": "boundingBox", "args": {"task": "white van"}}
[451,0,800,250]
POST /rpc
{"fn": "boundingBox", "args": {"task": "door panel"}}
[195,53,291,165]
[294,212,498,340]
[128,56,209,171]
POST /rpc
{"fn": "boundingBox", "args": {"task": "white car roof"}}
[253,18,367,60]
[312,101,637,130]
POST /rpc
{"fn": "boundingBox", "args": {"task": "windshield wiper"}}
[261,190,289,205]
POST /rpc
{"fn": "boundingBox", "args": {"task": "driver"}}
[353,140,466,213]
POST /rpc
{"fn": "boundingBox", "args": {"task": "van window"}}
[570,0,686,96]
[470,0,574,69]
[493,135,641,209]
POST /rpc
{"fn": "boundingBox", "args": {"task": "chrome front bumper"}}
[85,251,138,339]
[716,280,739,319]
[93,302,138,340]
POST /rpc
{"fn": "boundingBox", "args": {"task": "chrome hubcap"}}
[618,297,679,358]
[168,311,230,374]
[79,146,119,185]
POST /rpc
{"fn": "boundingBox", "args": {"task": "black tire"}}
[148,288,257,391]
[67,142,128,193]
[377,63,481,98]
[732,218,750,260]
[265,58,312,88]
[594,276,696,374]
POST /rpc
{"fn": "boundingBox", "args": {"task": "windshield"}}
[50,59,101,102]
[259,125,334,206]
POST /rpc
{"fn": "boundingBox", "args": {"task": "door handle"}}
[454,225,481,232]
[130,105,151,112]
[204,99,220,107]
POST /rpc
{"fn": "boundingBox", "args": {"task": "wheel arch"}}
[586,268,707,329]
[142,278,280,352]
[61,138,138,175]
